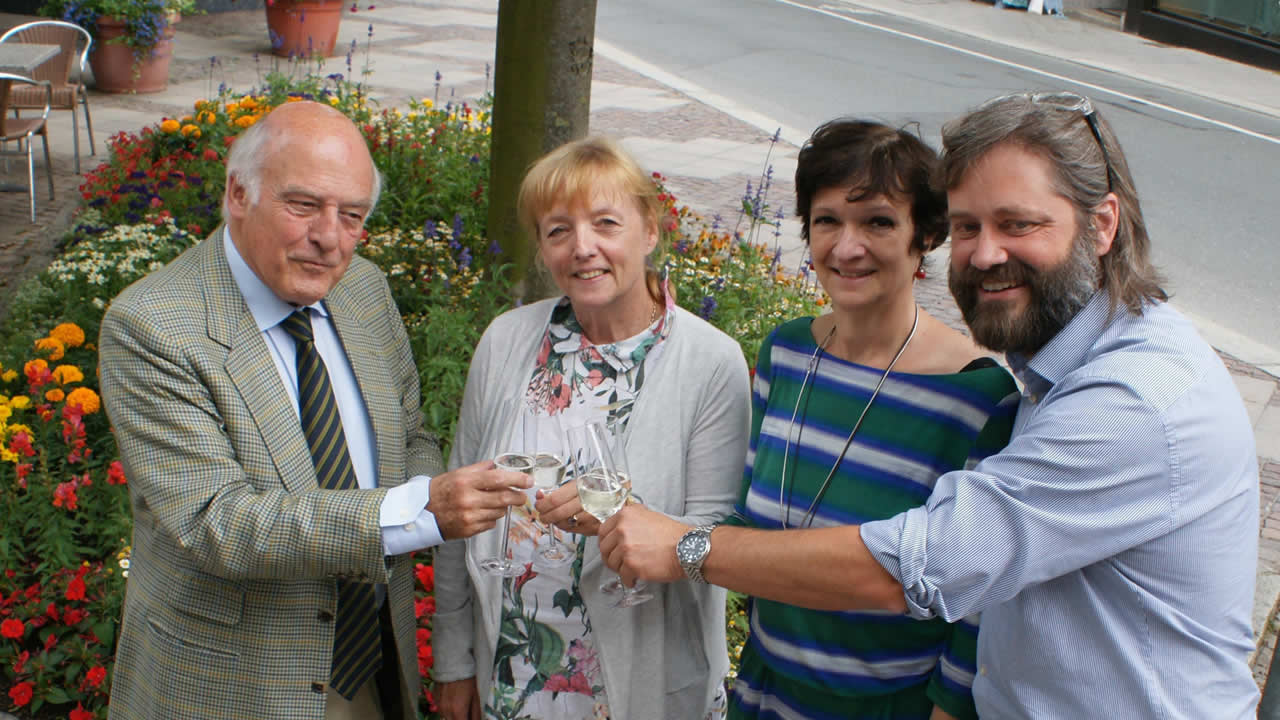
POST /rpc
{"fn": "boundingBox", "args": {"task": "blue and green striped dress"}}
[727,318,1018,720]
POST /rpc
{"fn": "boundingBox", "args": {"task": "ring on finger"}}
[568,513,579,527]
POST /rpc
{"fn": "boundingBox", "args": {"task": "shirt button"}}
[403,522,416,532]
[980,665,988,676]
[311,682,325,693]
[317,609,334,622]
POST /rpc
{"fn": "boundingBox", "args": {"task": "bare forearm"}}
[700,525,906,612]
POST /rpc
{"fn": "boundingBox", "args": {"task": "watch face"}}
[679,533,710,563]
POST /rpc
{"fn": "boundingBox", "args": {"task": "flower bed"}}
[0,70,823,718]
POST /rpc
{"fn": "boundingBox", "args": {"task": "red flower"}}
[414,563,434,592]
[569,671,591,694]
[107,461,127,485]
[86,665,107,688]
[63,607,87,626]
[66,575,86,601]
[46,602,60,622]
[12,650,29,674]
[53,481,80,511]
[202,148,219,161]
[544,674,570,692]
[1,617,24,638]
[70,702,94,720]
[44,633,58,651]
[8,681,33,707]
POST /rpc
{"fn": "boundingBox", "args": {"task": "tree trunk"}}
[487,0,597,302]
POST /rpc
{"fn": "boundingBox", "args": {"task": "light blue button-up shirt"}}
[862,292,1260,719]
[224,230,443,554]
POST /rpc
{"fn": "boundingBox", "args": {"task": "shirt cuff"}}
[861,506,936,620]
[380,474,444,554]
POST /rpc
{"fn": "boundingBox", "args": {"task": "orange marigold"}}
[23,359,48,376]
[45,388,65,403]
[52,365,85,385]
[159,118,181,133]
[49,323,85,348]
[65,387,100,415]
[34,337,65,361]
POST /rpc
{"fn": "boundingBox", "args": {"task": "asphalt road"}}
[596,0,1280,365]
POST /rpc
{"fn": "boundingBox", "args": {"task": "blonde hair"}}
[517,136,670,303]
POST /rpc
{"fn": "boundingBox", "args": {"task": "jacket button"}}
[311,682,325,693]
[317,610,334,622]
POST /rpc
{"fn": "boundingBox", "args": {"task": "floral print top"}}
[486,294,673,720]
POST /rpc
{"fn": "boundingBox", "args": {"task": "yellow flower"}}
[234,115,259,129]
[45,388,65,403]
[196,110,217,124]
[0,406,10,424]
[285,96,304,103]
[0,448,15,463]
[52,365,85,384]
[34,336,65,361]
[49,322,85,348]
[181,114,193,123]
[225,101,240,114]
[193,98,209,111]
[0,370,14,383]
[7,423,31,437]
[421,98,433,109]
[66,387,100,415]
[159,118,181,134]
[239,96,258,110]
[181,124,201,139]
[10,396,30,410]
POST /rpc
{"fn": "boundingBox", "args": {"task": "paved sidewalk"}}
[0,0,1278,689]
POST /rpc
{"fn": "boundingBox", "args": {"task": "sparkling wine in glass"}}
[531,424,575,568]
[570,421,652,607]
[478,409,538,577]
[595,435,653,607]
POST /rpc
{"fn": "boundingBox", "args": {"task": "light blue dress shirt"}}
[862,292,1260,719]
[224,230,443,554]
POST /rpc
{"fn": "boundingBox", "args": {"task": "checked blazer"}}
[100,232,443,720]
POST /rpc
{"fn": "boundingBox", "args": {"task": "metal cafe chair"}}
[0,20,94,174]
[0,72,54,222]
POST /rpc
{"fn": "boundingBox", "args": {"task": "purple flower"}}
[487,239,501,256]
[699,296,717,320]
[458,247,472,271]
[452,213,464,243]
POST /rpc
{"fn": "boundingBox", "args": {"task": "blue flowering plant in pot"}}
[39,0,198,93]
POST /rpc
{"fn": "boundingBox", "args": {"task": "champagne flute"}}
[478,408,536,577]
[596,433,653,606]
[569,421,653,607]
[532,419,574,569]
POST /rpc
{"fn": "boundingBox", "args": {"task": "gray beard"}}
[949,231,1100,356]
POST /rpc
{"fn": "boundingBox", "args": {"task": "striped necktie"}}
[280,310,382,701]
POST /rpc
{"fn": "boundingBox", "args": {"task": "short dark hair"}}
[794,119,947,255]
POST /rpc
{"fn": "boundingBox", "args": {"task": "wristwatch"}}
[677,525,716,584]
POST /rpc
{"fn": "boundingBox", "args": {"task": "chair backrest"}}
[0,20,90,88]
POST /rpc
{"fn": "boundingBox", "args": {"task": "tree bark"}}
[487,0,597,301]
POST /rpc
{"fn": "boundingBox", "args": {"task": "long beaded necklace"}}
[779,304,920,529]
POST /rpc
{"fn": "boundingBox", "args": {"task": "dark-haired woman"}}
[597,119,1018,720]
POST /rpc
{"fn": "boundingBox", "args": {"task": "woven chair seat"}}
[2,116,47,140]
[8,83,78,109]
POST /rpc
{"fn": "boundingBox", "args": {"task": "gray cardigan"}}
[433,297,751,720]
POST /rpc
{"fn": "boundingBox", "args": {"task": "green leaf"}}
[46,687,71,704]
[524,620,564,678]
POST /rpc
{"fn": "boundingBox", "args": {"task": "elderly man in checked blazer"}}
[100,101,531,720]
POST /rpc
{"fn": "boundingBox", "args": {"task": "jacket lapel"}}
[326,282,401,489]
[204,234,317,493]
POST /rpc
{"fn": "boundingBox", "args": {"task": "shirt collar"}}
[1007,290,1111,390]
[223,226,328,332]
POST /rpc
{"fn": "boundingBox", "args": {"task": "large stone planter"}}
[265,0,343,58]
[89,15,178,94]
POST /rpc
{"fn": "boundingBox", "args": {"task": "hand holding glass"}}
[569,421,653,607]
[478,409,538,577]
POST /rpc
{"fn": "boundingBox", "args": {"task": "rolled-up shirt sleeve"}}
[862,372,1177,622]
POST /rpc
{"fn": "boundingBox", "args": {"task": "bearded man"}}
[598,92,1260,719]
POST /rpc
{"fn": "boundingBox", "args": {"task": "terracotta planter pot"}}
[266,0,344,58]
[88,15,178,94]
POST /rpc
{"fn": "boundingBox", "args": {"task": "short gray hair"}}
[940,92,1166,315]
[221,107,383,221]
